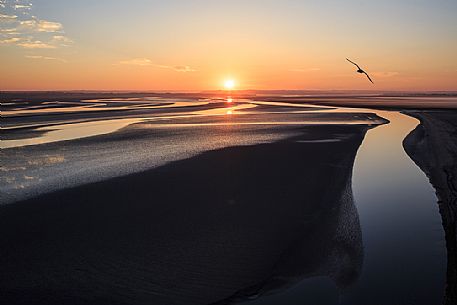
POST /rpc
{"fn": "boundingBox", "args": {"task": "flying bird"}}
[346,58,374,84]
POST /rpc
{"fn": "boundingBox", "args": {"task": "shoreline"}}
[403,111,457,305]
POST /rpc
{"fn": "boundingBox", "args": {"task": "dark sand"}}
[403,110,457,305]
[1,125,366,305]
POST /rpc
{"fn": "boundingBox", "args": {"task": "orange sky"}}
[1,0,456,91]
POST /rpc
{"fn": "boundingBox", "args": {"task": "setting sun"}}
[224,79,236,90]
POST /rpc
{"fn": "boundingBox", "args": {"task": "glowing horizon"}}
[1,0,456,91]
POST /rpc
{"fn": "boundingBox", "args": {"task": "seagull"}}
[346,58,374,84]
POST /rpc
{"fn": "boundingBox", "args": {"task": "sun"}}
[224,79,235,90]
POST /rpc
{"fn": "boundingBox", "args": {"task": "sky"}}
[1,0,456,91]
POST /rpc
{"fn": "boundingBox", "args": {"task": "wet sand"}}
[403,110,457,305]
[1,92,456,305]
[1,125,366,305]
[0,98,386,203]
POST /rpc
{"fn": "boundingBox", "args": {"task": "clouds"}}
[119,58,196,72]
[167,65,196,72]
[18,40,55,49]
[25,55,66,62]
[157,64,196,72]
[0,36,19,43]
[19,19,63,32]
[0,36,54,49]
[0,36,60,48]
[50,34,73,47]
[14,4,32,11]
[0,13,17,22]
[0,27,19,34]
[0,0,72,50]
[119,58,153,66]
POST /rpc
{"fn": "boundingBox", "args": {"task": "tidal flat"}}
[1,92,456,305]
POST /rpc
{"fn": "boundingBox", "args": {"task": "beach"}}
[1,92,456,305]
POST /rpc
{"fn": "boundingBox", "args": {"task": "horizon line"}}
[2,89,457,93]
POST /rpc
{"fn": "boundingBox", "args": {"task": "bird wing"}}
[346,58,361,69]
[363,72,374,84]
